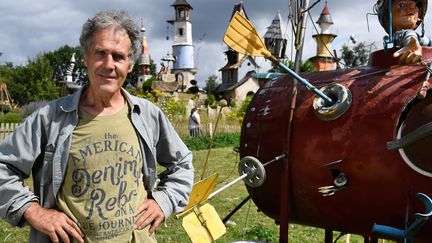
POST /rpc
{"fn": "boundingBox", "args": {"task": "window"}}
[178,8,185,19]
[178,28,184,36]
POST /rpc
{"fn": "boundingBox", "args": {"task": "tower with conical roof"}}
[264,11,287,60]
[309,3,338,71]
[137,17,152,88]
[216,1,260,103]
[167,0,197,92]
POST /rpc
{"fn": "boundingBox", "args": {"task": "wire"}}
[216,148,240,186]
[301,0,322,14]
[241,197,253,240]
[307,11,349,68]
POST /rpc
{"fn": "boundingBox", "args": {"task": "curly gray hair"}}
[79,10,140,65]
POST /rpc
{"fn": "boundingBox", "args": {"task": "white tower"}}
[167,0,197,92]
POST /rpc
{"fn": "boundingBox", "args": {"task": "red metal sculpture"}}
[239,47,432,242]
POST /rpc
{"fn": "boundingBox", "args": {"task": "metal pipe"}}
[207,173,248,200]
[273,59,334,105]
[222,195,251,224]
[293,0,309,73]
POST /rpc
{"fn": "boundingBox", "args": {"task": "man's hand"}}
[134,199,165,234]
[393,36,422,65]
[23,202,84,243]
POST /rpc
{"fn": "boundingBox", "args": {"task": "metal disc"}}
[238,156,266,188]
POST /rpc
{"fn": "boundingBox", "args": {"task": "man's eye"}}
[113,54,125,62]
[95,51,105,57]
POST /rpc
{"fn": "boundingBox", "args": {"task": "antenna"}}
[140,17,146,33]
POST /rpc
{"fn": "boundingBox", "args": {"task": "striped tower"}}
[167,0,197,92]
[309,3,338,71]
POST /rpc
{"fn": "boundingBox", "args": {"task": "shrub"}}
[204,94,216,107]
[182,132,239,151]
[138,90,186,122]
[244,223,278,242]
[225,96,253,123]
[0,112,22,123]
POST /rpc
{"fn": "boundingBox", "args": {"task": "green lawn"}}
[0,147,380,242]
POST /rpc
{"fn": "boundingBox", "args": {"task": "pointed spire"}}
[316,2,333,25]
[264,11,287,40]
[316,2,334,34]
[231,1,249,20]
[139,17,151,76]
[264,10,288,59]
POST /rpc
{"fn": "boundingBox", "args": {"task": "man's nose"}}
[103,55,115,69]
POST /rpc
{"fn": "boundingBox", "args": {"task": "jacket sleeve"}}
[151,110,194,218]
[0,112,42,226]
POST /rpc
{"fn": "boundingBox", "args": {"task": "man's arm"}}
[138,109,194,228]
[152,117,194,217]
[0,113,41,227]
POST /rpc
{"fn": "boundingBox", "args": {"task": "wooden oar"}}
[224,12,334,105]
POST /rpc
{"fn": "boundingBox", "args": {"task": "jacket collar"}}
[58,86,141,115]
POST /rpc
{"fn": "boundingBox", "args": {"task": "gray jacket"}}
[0,88,194,242]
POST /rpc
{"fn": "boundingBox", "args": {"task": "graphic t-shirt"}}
[57,105,156,242]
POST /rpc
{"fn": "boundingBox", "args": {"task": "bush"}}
[182,132,240,151]
[0,112,22,123]
[244,223,278,242]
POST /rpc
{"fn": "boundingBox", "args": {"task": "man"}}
[0,10,194,243]
[376,0,432,97]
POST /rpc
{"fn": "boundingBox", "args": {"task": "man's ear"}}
[128,64,134,73]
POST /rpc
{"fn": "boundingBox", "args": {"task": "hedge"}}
[182,132,240,151]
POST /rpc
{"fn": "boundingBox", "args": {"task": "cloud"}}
[1,0,431,85]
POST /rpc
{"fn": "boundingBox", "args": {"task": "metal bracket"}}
[372,193,432,242]
[387,121,432,150]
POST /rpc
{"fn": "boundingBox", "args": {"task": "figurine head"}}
[375,0,427,33]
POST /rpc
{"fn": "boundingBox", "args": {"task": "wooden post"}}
[208,123,213,138]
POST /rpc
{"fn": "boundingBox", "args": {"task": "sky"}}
[1,0,432,86]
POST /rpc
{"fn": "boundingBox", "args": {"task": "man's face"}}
[392,0,420,31]
[85,27,133,95]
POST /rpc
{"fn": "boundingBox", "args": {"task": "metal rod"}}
[263,153,287,166]
[275,60,334,105]
[222,195,251,224]
[207,173,248,200]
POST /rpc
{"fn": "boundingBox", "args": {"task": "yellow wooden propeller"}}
[223,12,335,105]
[224,12,273,59]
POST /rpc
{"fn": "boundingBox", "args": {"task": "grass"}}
[0,147,387,242]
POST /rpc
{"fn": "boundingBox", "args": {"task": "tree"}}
[124,58,156,88]
[274,59,315,73]
[5,56,58,105]
[340,41,374,68]
[44,45,87,85]
[204,75,220,94]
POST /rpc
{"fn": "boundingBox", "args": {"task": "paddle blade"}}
[181,173,218,213]
[223,11,272,58]
[182,203,226,243]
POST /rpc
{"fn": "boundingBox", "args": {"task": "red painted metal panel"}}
[240,48,432,241]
